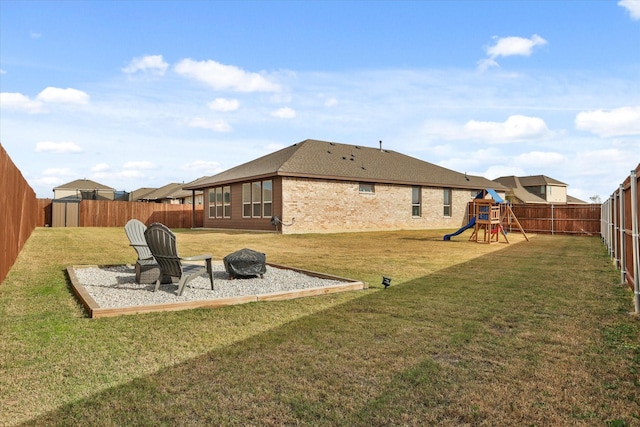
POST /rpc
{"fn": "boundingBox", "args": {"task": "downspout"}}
[630,169,639,314]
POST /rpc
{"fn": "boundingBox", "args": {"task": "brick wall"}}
[281,177,473,234]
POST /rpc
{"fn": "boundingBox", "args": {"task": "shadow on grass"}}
[20,237,640,426]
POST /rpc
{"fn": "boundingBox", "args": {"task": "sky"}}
[1,1,639,201]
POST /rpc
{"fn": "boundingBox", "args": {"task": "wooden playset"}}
[470,190,528,244]
[444,189,528,244]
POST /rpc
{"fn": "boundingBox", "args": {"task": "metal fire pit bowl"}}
[223,248,266,279]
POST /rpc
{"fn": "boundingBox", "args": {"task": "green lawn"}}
[1,227,638,426]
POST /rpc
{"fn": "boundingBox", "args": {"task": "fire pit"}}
[223,248,266,279]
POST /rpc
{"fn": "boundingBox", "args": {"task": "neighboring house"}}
[129,187,156,202]
[135,182,203,205]
[183,139,508,234]
[53,179,116,201]
[493,175,586,204]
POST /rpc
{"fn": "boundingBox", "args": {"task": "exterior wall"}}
[546,185,567,203]
[201,176,283,232]
[280,177,475,234]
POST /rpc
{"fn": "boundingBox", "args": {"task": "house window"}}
[252,181,262,217]
[208,186,230,218]
[242,183,251,217]
[412,186,421,217]
[263,180,273,217]
[443,188,452,217]
[243,180,272,218]
[359,183,375,194]
[223,186,231,217]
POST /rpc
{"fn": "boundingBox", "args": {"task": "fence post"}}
[551,204,554,235]
[630,169,639,314]
[619,184,625,282]
[609,195,616,259]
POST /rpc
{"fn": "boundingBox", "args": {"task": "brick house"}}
[53,179,116,200]
[183,139,507,234]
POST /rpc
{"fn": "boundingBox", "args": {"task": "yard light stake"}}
[382,276,392,288]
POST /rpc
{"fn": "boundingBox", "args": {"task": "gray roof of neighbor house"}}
[184,139,507,191]
[139,183,202,201]
[129,187,157,201]
[139,183,187,201]
[54,178,114,191]
[567,195,587,204]
[493,176,548,204]
[518,175,567,187]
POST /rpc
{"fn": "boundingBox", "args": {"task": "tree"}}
[589,195,602,204]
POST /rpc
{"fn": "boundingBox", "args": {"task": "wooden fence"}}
[509,204,602,236]
[78,200,203,228]
[601,164,639,313]
[0,144,39,284]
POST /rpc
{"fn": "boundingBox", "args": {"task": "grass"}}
[1,227,639,426]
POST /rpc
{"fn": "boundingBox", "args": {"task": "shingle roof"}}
[184,139,506,191]
[493,175,549,204]
[518,175,567,187]
[130,187,157,201]
[139,183,186,201]
[54,178,114,191]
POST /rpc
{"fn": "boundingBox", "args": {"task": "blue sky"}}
[1,0,639,200]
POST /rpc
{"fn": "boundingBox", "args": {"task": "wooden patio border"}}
[67,263,368,318]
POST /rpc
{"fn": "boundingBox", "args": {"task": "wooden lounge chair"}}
[144,222,214,296]
[124,219,159,284]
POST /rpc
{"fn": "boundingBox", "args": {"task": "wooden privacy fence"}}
[495,204,601,235]
[76,200,203,228]
[0,144,39,284]
[601,164,640,313]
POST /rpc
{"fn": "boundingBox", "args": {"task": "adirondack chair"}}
[144,222,214,296]
[124,219,159,284]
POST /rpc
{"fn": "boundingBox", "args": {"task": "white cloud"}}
[180,160,222,173]
[36,87,89,105]
[270,107,296,119]
[32,176,65,187]
[187,117,232,132]
[0,92,43,113]
[483,165,526,180]
[575,106,640,137]
[324,97,338,107]
[91,163,110,172]
[0,69,6,74]
[93,170,145,180]
[35,141,83,153]
[42,167,74,176]
[265,143,286,152]
[174,59,280,92]
[30,31,42,39]
[619,0,640,20]
[515,151,565,168]
[122,55,169,75]
[207,98,239,112]
[463,115,553,142]
[479,34,547,70]
[123,161,155,170]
